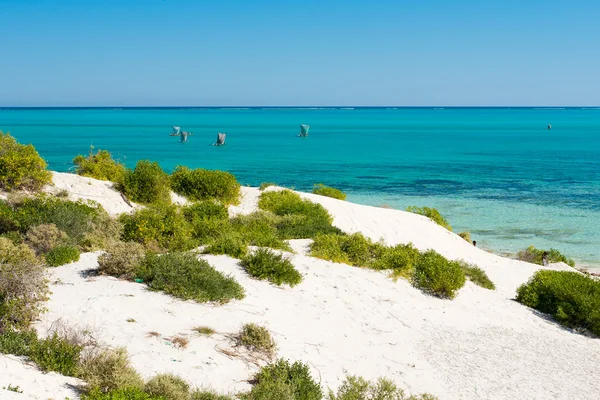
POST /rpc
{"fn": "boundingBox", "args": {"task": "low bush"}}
[517,245,575,267]
[240,248,302,287]
[137,252,245,303]
[73,148,126,183]
[238,323,277,357]
[0,238,48,330]
[309,234,349,264]
[230,212,290,251]
[406,206,452,231]
[171,166,241,205]
[0,328,37,355]
[310,233,374,267]
[183,201,229,223]
[0,231,23,245]
[120,160,171,205]
[7,196,105,242]
[516,270,600,335]
[0,131,52,191]
[82,387,164,400]
[259,182,276,191]
[29,332,82,376]
[78,347,144,393]
[413,250,466,299]
[312,184,347,200]
[25,223,68,254]
[458,261,495,290]
[194,326,216,336]
[371,242,420,277]
[258,190,341,239]
[145,374,190,400]
[328,375,438,400]
[204,232,248,259]
[45,245,80,267]
[120,205,196,252]
[242,359,322,400]
[98,241,146,279]
[458,231,471,243]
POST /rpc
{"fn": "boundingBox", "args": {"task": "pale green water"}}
[1,107,598,268]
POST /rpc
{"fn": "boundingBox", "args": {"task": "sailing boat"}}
[213,132,226,146]
[170,126,193,142]
[298,124,310,137]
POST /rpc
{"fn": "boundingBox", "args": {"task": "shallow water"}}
[1,107,598,268]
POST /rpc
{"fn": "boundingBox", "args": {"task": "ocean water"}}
[1,107,599,269]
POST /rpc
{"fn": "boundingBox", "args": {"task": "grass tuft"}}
[240,248,302,287]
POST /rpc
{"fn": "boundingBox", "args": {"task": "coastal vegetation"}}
[517,245,575,267]
[258,189,342,239]
[328,376,437,400]
[0,131,52,191]
[237,323,277,358]
[517,270,600,335]
[406,206,452,231]
[171,166,241,205]
[259,182,276,191]
[457,261,496,290]
[120,160,171,205]
[135,252,246,303]
[240,248,303,287]
[312,184,347,200]
[458,231,471,243]
[310,233,477,298]
[73,148,126,183]
[45,244,80,266]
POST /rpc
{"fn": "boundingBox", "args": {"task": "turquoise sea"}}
[1,107,599,269]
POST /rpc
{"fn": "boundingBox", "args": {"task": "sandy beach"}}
[1,172,598,399]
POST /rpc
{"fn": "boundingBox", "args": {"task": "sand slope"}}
[3,177,599,399]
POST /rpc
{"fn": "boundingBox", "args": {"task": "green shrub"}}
[144,374,190,400]
[309,234,349,264]
[0,328,37,356]
[406,206,452,231]
[0,131,52,191]
[183,201,229,222]
[259,182,276,191]
[259,190,341,239]
[413,250,466,299]
[230,212,290,251]
[204,231,248,259]
[242,359,322,400]
[120,205,196,252]
[328,375,438,400]
[193,326,215,336]
[45,245,80,267]
[312,184,347,200]
[0,238,48,330]
[240,248,302,287]
[458,261,495,290]
[8,196,105,242]
[458,231,471,243]
[82,387,164,400]
[78,347,144,393]
[28,332,82,376]
[516,270,600,335]
[3,384,22,393]
[517,245,575,267]
[310,233,374,267]
[137,252,245,303]
[371,242,420,277]
[171,166,241,205]
[120,160,171,205]
[238,323,277,357]
[25,223,68,254]
[98,241,146,279]
[0,231,23,245]
[73,148,126,183]
[191,390,234,400]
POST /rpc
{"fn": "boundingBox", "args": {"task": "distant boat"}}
[298,124,310,137]
[547,124,552,130]
[170,125,193,142]
[213,132,226,146]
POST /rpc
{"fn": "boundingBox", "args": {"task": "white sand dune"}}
[3,177,600,399]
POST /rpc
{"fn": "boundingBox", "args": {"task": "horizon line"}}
[1,105,600,109]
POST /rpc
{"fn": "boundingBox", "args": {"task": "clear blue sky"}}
[1,0,598,106]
